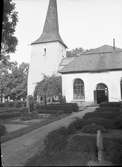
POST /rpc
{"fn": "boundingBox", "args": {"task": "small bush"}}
[44,127,68,154]
[81,123,107,134]
[0,124,6,137]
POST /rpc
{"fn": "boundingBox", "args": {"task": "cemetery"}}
[1,0,122,166]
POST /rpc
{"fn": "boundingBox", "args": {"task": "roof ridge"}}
[79,50,122,56]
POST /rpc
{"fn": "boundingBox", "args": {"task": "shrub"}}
[44,127,69,154]
[82,117,115,129]
[0,124,7,137]
[67,118,84,134]
[81,123,107,134]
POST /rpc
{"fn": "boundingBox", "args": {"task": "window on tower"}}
[43,48,46,56]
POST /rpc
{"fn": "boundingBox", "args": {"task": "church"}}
[28,0,122,105]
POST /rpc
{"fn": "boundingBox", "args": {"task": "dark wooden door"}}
[95,90,108,104]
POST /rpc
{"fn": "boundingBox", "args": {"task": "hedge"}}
[44,127,69,154]
[0,112,21,120]
[81,123,107,134]
[35,103,79,113]
[20,111,39,121]
[95,107,120,112]
[83,111,122,120]
[0,101,26,108]
[0,107,27,113]
[0,107,28,120]
[0,123,7,137]
[66,118,84,134]
[37,109,70,114]
[82,117,115,129]
[99,102,122,108]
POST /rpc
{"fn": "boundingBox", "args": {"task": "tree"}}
[66,47,84,57]
[8,62,29,100]
[34,75,62,105]
[1,0,18,62]
[0,61,29,101]
[0,61,10,102]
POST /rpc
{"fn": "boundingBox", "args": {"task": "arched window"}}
[73,79,85,100]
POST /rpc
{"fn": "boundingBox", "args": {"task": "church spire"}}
[32,0,67,48]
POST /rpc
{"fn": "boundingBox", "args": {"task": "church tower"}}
[28,0,67,95]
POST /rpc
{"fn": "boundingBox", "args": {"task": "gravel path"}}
[1,107,96,167]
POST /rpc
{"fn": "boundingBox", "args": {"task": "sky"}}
[10,0,122,64]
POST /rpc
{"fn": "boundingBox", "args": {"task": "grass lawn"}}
[4,123,28,133]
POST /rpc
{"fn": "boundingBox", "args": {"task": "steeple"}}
[32,0,67,48]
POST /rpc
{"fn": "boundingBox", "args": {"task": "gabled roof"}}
[59,45,122,74]
[31,0,67,48]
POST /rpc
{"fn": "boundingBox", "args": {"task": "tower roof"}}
[31,0,67,48]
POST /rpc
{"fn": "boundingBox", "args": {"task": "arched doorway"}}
[73,79,85,100]
[94,83,108,104]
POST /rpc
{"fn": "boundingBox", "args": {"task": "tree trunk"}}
[26,96,30,113]
[44,95,47,106]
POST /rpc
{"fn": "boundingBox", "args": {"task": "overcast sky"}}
[11,0,122,64]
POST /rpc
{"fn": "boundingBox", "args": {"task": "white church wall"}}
[62,71,122,103]
[28,41,66,95]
